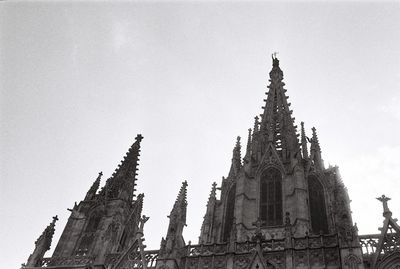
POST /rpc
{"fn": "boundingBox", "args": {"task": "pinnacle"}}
[311,127,321,152]
[175,180,188,207]
[208,182,217,201]
[85,172,102,200]
[259,56,300,156]
[171,180,188,224]
[253,116,259,133]
[245,128,252,159]
[301,122,309,158]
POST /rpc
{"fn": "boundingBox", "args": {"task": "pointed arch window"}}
[260,168,283,226]
[308,176,328,234]
[223,184,236,242]
[76,212,102,254]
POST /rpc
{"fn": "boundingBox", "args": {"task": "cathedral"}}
[22,56,400,269]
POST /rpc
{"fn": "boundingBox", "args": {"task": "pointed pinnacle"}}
[176,180,188,205]
[112,135,143,179]
[301,122,308,158]
[246,128,252,153]
[253,116,259,133]
[311,127,321,152]
[236,136,241,147]
[209,182,217,199]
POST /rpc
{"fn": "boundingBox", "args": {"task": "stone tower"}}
[24,134,146,268]
[196,55,364,268]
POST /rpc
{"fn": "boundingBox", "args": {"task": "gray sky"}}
[1,1,400,268]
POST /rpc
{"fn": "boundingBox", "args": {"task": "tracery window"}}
[308,176,328,234]
[260,168,283,226]
[77,212,102,254]
[223,184,236,242]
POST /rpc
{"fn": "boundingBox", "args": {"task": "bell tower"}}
[199,55,358,247]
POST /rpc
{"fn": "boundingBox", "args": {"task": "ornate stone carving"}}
[234,254,251,269]
[294,250,307,267]
[344,253,361,269]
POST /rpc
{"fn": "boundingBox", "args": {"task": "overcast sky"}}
[1,1,400,268]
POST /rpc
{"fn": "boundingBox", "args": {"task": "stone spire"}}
[84,171,102,201]
[101,134,143,201]
[228,136,242,178]
[300,122,308,159]
[260,55,299,161]
[200,182,218,243]
[171,180,188,225]
[310,127,324,170]
[26,216,58,267]
[160,181,188,257]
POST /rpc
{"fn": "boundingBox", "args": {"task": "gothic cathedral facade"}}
[23,57,400,269]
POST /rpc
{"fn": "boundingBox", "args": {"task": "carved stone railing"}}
[359,234,380,256]
[359,233,400,257]
[39,255,95,267]
[293,234,338,250]
[186,243,229,256]
[184,234,338,258]
[144,250,159,268]
[104,249,159,269]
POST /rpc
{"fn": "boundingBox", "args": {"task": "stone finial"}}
[272,52,279,67]
[377,194,392,217]
[208,182,217,204]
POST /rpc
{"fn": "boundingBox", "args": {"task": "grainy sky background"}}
[1,1,400,268]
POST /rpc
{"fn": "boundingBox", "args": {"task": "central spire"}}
[260,55,299,160]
